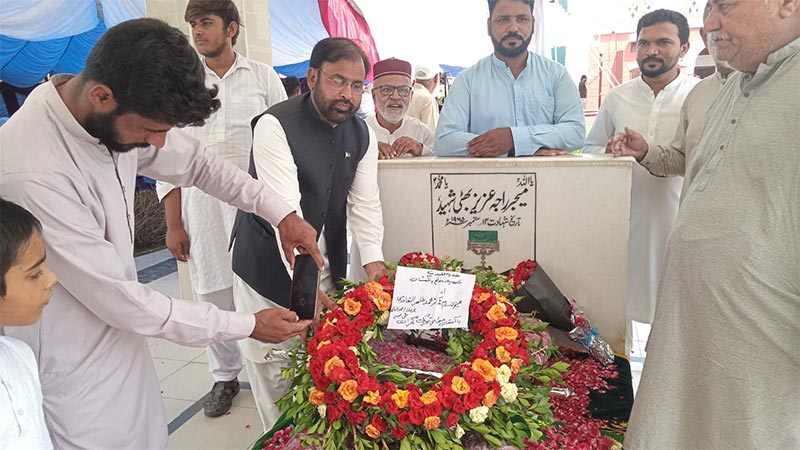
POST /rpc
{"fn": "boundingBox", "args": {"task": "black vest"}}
[230,93,370,307]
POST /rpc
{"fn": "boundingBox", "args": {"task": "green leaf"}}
[399,439,411,450]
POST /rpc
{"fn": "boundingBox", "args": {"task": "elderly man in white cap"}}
[365,57,434,159]
[407,63,441,131]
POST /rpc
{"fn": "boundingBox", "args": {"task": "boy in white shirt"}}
[0,198,57,450]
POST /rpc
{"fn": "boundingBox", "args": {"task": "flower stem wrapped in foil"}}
[568,305,614,366]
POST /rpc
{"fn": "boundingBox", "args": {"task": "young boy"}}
[1,198,57,449]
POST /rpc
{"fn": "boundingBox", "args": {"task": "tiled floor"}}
[138,250,648,449]
[139,252,264,450]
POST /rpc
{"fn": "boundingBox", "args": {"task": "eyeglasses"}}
[318,69,366,93]
[376,85,412,97]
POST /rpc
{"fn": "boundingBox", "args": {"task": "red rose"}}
[408,407,426,426]
[369,414,387,432]
[424,403,442,418]
[391,426,407,440]
[445,412,458,428]
[452,399,467,414]
[463,392,482,410]
[397,411,411,426]
[464,369,483,386]
[347,410,367,425]
[330,366,351,383]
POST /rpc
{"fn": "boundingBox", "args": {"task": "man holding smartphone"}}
[230,37,387,431]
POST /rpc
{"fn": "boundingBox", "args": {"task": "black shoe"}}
[203,379,240,417]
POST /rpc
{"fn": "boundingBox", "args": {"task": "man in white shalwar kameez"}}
[583,9,699,349]
[156,0,288,417]
[0,19,324,450]
[611,7,735,202]
[624,1,800,447]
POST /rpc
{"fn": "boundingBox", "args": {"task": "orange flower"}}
[510,358,523,374]
[451,376,470,395]
[495,327,519,341]
[420,391,438,405]
[337,380,359,403]
[392,389,410,408]
[323,317,337,328]
[323,356,344,378]
[483,390,498,408]
[486,304,507,322]
[316,340,331,350]
[309,388,325,406]
[474,292,491,304]
[343,297,362,316]
[362,390,380,406]
[471,359,497,382]
[364,281,383,299]
[495,346,512,363]
[496,294,509,303]
[374,291,392,312]
[424,416,441,430]
[365,424,381,439]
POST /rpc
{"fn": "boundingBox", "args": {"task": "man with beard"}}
[583,9,699,353]
[0,18,323,449]
[156,0,288,418]
[435,0,584,157]
[230,37,387,430]
[625,0,800,447]
[365,58,434,159]
[610,3,735,204]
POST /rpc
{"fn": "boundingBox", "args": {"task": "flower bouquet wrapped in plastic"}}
[506,261,613,365]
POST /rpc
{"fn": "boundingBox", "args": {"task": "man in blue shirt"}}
[435,0,584,157]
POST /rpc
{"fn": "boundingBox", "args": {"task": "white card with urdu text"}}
[387,267,476,330]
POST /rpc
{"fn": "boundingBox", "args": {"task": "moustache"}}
[502,33,525,42]
[334,100,354,110]
[642,57,664,64]
[706,31,732,42]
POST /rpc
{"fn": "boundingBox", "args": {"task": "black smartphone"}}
[289,254,320,320]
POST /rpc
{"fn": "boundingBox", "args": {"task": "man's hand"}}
[276,212,325,270]
[364,261,388,281]
[467,127,514,157]
[392,137,424,157]
[165,224,190,262]
[377,142,396,160]
[533,148,568,157]
[250,308,311,344]
[610,127,649,161]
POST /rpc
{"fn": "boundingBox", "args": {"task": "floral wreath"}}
[276,253,566,450]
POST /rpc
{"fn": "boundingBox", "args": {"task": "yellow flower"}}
[309,388,325,406]
[365,424,381,439]
[486,304,507,322]
[451,376,470,395]
[495,326,519,341]
[495,346,512,363]
[510,358,523,374]
[323,317,337,328]
[471,358,497,382]
[323,356,344,378]
[374,291,392,312]
[483,390,498,408]
[343,297,362,316]
[420,391,438,405]
[316,340,331,350]
[362,390,380,406]
[501,383,518,403]
[424,416,441,430]
[496,294,509,304]
[468,406,489,424]
[337,380,359,403]
[474,292,491,304]
[392,389,410,408]
[364,281,383,299]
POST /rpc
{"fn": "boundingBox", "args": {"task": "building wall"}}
[144,0,273,65]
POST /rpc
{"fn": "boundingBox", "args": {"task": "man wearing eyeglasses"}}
[365,58,434,159]
[229,37,387,431]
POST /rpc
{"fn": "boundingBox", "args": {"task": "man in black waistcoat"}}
[229,37,387,430]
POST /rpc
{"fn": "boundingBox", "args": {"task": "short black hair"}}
[637,9,690,45]
[0,198,43,297]
[309,38,370,77]
[282,76,301,96]
[82,18,221,128]
[185,0,243,46]
[488,0,534,15]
